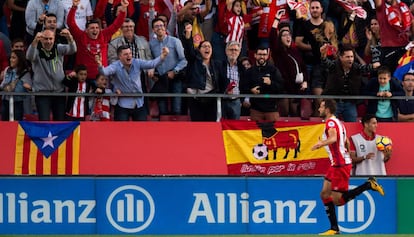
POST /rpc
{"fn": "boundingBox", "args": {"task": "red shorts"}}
[325,164,352,192]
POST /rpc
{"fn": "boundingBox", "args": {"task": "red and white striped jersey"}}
[322,116,352,166]
[67,81,87,118]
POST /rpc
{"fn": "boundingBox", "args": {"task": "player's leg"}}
[340,177,385,205]
[320,179,340,235]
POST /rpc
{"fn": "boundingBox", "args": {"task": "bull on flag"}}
[222,120,330,175]
[14,121,80,175]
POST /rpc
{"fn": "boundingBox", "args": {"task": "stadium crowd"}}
[0,0,413,122]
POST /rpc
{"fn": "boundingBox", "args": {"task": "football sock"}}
[323,197,339,231]
[341,182,370,203]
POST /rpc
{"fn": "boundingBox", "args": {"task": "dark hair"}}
[74,64,87,73]
[11,38,25,47]
[95,73,106,80]
[198,40,211,49]
[323,99,337,115]
[255,46,269,53]
[403,71,414,80]
[361,114,376,125]
[46,13,57,18]
[338,44,354,56]
[11,50,29,76]
[377,66,391,77]
[117,45,130,55]
[86,19,101,29]
[231,0,243,16]
[151,17,165,28]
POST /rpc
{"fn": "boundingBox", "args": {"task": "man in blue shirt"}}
[398,72,414,121]
[149,17,188,116]
[97,45,169,121]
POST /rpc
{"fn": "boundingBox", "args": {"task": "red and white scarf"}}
[385,0,412,31]
[335,0,367,19]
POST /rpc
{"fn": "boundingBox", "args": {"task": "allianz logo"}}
[0,185,375,234]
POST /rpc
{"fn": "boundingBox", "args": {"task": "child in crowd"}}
[63,64,94,121]
[89,74,113,121]
[366,66,404,122]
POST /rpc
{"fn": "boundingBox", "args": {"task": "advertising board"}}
[0,177,396,234]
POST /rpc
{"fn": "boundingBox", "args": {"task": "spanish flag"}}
[222,120,330,176]
[14,121,80,175]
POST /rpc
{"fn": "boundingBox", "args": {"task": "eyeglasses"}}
[153,24,165,29]
[256,53,268,56]
[404,79,414,82]
[227,48,240,51]
[200,45,211,49]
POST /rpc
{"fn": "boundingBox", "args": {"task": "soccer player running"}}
[311,99,385,235]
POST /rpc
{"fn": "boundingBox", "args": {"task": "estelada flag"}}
[222,120,330,176]
[14,121,80,175]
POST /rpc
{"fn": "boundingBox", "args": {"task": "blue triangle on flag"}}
[19,121,80,158]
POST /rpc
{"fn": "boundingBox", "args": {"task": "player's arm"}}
[312,128,337,150]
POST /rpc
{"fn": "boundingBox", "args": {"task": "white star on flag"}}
[41,131,58,149]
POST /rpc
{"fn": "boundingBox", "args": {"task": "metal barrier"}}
[1,91,413,121]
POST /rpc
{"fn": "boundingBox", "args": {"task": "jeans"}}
[35,96,66,121]
[221,99,241,120]
[336,101,357,122]
[114,104,147,121]
[158,78,182,115]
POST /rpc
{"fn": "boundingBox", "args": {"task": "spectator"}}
[89,74,112,121]
[63,64,94,121]
[364,17,381,64]
[294,0,324,115]
[241,46,284,122]
[149,17,187,116]
[135,0,169,40]
[270,18,308,117]
[350,114,392,176]
[108,18,153,64]
[11,38,26,51]
[67,0,128,81]
[321,44,380,122]
[397,72,414,121]
[182,23,227,121]
[8,0,28,40]
[0,50,32,121]
[374,0,414,73]
[26,28,76,121]
[34,13,67,44]
[97,45,169,121]
[25,0,64,44]
[366,66,405,122]
[220,41,244,120]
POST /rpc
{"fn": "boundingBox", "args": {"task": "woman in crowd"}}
[0,50,32,121]
[269,18,308,117]
[182,22,227,121]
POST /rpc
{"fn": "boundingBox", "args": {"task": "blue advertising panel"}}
[0,177,396,235]
[0,178,96,234]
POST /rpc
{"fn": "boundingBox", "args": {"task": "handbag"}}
[287,54,304,84]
